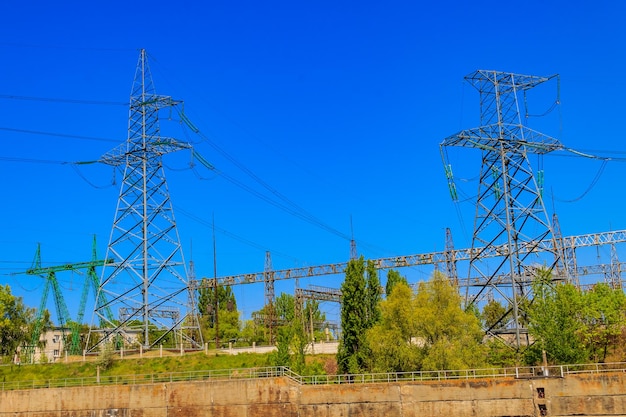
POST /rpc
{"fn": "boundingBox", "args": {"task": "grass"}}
[0,351,337,384]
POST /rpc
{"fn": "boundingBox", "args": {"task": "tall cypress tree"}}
[385,269,408,297]
[366,259,382,327]
[337,256,367,374]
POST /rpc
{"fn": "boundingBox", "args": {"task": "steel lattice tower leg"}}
[264,251,276,344]
[441,70,563,348]
[88,50,202,351]
[608,243,622,289]
[552,213,578,285]
[444,227,458,286]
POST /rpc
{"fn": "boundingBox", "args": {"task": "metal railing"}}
[0,366,284,391]
[2,362,626,391]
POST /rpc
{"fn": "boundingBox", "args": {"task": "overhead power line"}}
[191,149,351,241]
[179,110,351,242]
[0,127,120,143]
[0,156,68,165]
[0,94,127,106]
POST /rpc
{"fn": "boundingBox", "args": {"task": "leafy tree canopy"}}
[526,270,626,365]
[0,285,35,357]
[367,282,421,372]
[337,256,367,374]
[366,272,486,372]
[385,269,408,297]
[414,271,486,371]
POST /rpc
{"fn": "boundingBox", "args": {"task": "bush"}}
[95,344,115,371]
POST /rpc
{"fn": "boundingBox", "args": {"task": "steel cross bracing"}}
[264,251,277,344]
[552,213,578,285]
[296,285,342,303]
[14,239,114,360]
[202,229,626,288]
[440,70,565,348]
[88,49,202,352]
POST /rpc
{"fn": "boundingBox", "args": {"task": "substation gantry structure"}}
[87,49,202,352]
[204,225,626,346]
[14,236,113,360]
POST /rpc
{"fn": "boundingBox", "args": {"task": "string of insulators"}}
[524,90,529,119]
[524,74,561,118]
[445,164,458,201]
[491,166,501,200]
[192,149,216,170]
[180,111,200,133]
[537,170,544,197]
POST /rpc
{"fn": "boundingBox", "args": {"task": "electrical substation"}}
[10,51,626,357]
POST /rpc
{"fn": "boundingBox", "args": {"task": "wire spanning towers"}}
[88,50,202,351]
[441,70,564,348]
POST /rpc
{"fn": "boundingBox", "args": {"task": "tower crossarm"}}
[130,95,181,110]
[99,138,192,166]
[296,285,342,303]
[23,259,115,276]
[202,229,626,287]
[441,125,562,154]
[464,70,555,92]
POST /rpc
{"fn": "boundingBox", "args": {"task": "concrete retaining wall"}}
[1,372,625,416]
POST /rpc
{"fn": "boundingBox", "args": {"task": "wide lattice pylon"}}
[441,70,564,348]
[88,50,202,351]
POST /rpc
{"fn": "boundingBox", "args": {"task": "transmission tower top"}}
[442,70,562,154]
[100,49,190,165]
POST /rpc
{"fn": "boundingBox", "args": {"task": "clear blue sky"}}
[1,0,625,325]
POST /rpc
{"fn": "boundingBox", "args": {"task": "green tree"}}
[0,285,35,358]
[269,297,308,374]
[414,271,486,371]
[270,325,292,367]
[300,298,326,343]
[366,282,421,372]
[337,256,367,374]
[484,337,519,367]
[526,270,587,365]
[240,319,265,345]
[579,283,626,362]
[385,269,408,297]
[288,314,308,373]
[366,260,382,327]
[197,280,240,347]
[205,309,240,346]
[481,299,510,331]
[275,293,296,323]
[197,279,237,322]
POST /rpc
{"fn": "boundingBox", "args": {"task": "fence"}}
[2,362,626,391]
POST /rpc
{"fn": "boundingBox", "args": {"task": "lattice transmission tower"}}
[441,70,564,348]
[88,50,202,351]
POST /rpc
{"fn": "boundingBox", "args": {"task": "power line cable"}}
[0,94,126,106]
[0,127,120,143]
[191,149,350,240]
[0,42,136,53]
[551,160,608,203]
[0,156,68,165]
[179,112,351,241]
[70,164,115,189]
[174,206,301,264]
